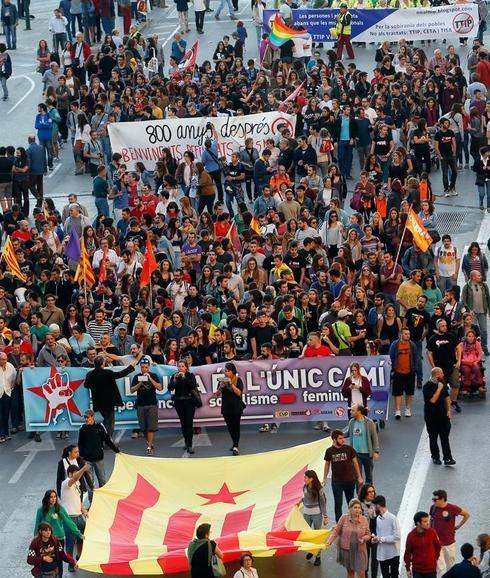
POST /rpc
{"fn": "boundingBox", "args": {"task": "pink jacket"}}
[328,513,371,551]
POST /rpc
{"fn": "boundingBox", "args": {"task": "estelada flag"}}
[140,233,157,288]
[250,216,261,235]
[226,221,241,254]
[78,438,331,575]
[172,42,199,80]
[74,237,95,289]
[406,207,433,252]
[1,236,27,282]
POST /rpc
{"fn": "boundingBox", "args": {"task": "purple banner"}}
[161,355,390,426]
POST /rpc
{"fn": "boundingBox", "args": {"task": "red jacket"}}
[341,376,372,408]
[27,535,76,577]
[404,527,441,573]
[70,41,91,62]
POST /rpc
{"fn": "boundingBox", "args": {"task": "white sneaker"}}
[313,422,322,430]
[395,411,401,420]
[449,189,458,196]
[259,424,270,433]
[131,431,139,439]
[405,408,411,417]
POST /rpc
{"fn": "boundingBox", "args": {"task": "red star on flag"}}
[197,483,249,505]
[28,367,86,423]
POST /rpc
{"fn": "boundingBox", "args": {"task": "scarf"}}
[187,538,210,564]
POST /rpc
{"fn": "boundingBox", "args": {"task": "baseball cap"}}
[116,323,128,331]
[337,309,352,319]
[141,356,151,365]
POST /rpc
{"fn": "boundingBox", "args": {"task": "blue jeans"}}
[39,138,54,169]
[225,190,235,217]
[87,460,107,502]
[357,453,373,484]
[478,181,490,208]
[101,16,114,34]
[95,197,110,217]
[5,25,16,49]
[215,0,234,17]
[338,140,353,178]
[0,394,12,437]
[0,75,7,98]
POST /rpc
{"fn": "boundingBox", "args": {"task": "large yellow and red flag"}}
[78,438,331,575]
[406,207,433,252]
[74,237,95,289]
[1,236,27,282]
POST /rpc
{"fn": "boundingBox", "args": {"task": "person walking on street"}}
[34,103,54,171]
[404,511,442,578]
[217,362,244,456]
[27,135,47,208]
[372,495,401,578]
[84,355,135,437]
[27,522,77,578]
[326,498,371,576]
[434,118,458,197]
[323,429,363,522]
[77,409,120,500]
[389,328,418,419]
[59,463,90,571]
[130,356,162,455]
[0,0,18,51]
[429,489,470,576]
[0,351,16,443]
[335,3,354,61]
[175,0,190,34]
[426,318,461,413]
[423,367,456,466]
[461,270,490,356]
[0,43,13,101]
[346,403,380,485]
[168,358,200,455]
[300,470,328,567]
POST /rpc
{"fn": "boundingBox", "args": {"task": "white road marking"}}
[161,24,181,50]
[47,163,62,178]
[114,429,125,444]
[396,426,431,567]
[7,74,36,115]
[9,434,55,485]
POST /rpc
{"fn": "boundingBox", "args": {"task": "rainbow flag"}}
[269,14,310,48]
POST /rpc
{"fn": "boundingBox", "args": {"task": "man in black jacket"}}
[78,409,119,500]
[84,355,135,437]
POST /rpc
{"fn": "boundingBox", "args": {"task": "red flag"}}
[140,234,158,288]
[226,221,242,254]
[172,42,199,80]
[278,80,305,112]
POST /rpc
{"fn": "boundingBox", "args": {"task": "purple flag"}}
[65,227,81,262]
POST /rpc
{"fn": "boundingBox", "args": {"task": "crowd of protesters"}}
[0,1,489,576]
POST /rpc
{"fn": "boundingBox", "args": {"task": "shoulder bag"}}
[208,541,226,578]
[191,386,203,408]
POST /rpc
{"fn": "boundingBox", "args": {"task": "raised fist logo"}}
[41,372,74,425]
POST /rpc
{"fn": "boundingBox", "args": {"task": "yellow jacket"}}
[335,10,352,35]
